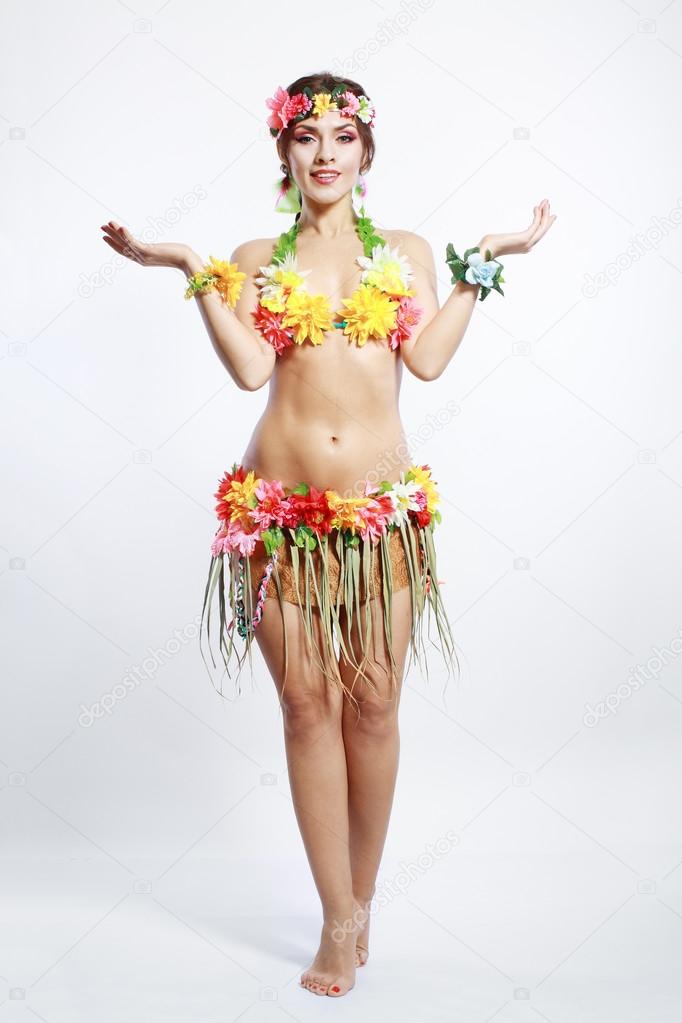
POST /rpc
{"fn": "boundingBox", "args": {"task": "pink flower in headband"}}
[336,90,376,126]
[266,85,375,137]
[266,87,312,138]
[340,91,360,118]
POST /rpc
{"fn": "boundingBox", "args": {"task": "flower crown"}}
[266,83,376,140]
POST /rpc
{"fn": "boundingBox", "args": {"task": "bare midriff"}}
[241,329,411,498]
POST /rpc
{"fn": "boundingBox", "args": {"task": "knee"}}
[280,687,343,736]
[346,693,399,737]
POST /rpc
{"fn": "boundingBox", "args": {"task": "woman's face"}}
[286,112,364,203]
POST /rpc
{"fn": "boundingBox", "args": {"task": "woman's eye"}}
[296,134,355,144]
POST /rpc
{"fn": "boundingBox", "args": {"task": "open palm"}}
[100,220,188,270]
[482,198,557,260]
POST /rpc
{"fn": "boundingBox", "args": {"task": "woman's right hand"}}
[100,220,191,271]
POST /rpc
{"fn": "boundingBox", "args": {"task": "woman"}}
[101,72,555,999]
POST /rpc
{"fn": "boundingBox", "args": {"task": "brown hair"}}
[275,71,376,191]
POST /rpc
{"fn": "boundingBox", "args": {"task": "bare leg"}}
[254,598,358,997]
[338,586,413,966]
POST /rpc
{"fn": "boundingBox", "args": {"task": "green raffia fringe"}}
[199,520,460,705]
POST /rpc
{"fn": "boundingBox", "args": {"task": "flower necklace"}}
[251,205,425,354]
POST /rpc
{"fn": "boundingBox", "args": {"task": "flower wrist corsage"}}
[445,244,505,302]
[183,256,246,309]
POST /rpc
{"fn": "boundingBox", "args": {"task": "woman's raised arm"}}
[399,199,557,381]
[100,222,276,391]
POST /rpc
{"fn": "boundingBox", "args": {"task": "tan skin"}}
[101,110,556,997]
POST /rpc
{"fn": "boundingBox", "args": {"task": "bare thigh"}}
[252,598,344,718]
[338,586,414,724]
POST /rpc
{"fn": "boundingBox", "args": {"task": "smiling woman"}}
[100,65,556,1003]
[271,76,376,215]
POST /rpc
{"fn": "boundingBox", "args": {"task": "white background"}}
[2,0,682,1019]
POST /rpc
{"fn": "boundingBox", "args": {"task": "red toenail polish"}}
[331,985,340,992]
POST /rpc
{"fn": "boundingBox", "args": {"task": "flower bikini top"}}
[250,207,424,355]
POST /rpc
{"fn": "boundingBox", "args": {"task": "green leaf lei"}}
[269,205,388,330]
[272,204,386,265]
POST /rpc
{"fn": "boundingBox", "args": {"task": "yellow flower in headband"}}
[312,93,338,117]
[204,256,246,307]
[281,289,335,345]
[338,286,399,346]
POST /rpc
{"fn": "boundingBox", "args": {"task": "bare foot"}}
[300,912,357,997]
[353,894,372,967]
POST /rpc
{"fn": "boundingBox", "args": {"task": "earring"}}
[273,162,301,214]
[353,171,368,210]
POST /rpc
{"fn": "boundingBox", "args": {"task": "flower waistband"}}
[210,463,443,557]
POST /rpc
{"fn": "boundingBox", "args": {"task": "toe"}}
[327,979,347,996]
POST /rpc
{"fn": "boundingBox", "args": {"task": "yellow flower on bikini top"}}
[251,206,424,354]
[337,286,400,348]
[280,289,335,346]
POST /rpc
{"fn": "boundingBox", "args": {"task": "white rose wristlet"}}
[445,243,505,302]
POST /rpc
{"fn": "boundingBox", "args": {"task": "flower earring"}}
[353,171,368,209]
[274,161,301,214]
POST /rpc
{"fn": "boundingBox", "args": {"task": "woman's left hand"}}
[480,198,557,261]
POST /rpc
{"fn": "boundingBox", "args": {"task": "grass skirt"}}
[199,462,459,710]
